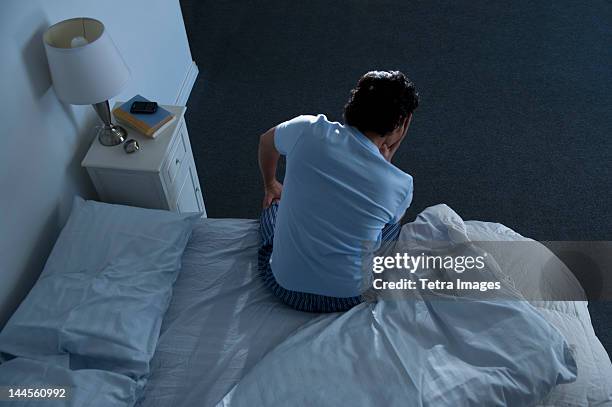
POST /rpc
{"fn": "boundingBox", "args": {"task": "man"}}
[257,70,419,312]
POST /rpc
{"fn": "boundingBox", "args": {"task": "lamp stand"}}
[93,100,127,146]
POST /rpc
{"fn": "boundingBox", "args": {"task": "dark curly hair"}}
[343,71,419,136]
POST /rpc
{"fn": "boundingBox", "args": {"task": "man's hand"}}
[263,180,283,208]
[380,138,402,162]
[379,144,393,161]
[379,115,412,162]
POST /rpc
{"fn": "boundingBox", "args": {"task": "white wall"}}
[0,0,195,326]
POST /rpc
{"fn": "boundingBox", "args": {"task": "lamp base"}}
[97,124,127,146]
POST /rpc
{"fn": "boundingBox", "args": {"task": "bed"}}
[137,205,612,406]
[0,200,610,406]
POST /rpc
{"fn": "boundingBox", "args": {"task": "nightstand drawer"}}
[165,148,192,202]
[175,163,204,213]
[163,122,187,186]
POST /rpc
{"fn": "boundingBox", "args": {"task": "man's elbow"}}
[260,127,276,148]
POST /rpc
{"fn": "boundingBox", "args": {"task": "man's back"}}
[271,114,413,298]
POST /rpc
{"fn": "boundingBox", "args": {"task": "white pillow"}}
[0,356,137,406]
[0,198,201,385]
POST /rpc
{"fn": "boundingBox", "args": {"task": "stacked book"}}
[113,95,175,138]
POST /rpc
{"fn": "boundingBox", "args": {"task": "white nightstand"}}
[81,103,206,216]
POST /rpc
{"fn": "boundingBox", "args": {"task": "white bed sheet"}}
[137,219,320,407]
[138,210,611,407]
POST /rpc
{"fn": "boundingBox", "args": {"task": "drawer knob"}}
[175,158,180,165]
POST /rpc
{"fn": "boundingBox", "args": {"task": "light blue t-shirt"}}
[271,114,413,297]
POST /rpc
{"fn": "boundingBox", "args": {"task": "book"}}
[115,115,176,139]
[112,95,174,138]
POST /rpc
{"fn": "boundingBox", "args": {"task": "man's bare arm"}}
[258,127,283,208]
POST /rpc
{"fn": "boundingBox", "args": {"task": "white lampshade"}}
[43,17,130,105]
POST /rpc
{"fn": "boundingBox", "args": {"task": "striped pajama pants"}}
[258,202,401,313]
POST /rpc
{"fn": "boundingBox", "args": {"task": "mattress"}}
[137,214,612,406]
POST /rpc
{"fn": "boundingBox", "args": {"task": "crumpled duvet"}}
[216,204,577,407]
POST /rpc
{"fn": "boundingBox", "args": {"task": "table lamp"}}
[43,17,130,146]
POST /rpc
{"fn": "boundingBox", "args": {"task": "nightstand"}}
[81,103,206,216]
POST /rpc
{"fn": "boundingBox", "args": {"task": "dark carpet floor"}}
[179,0,612,356]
